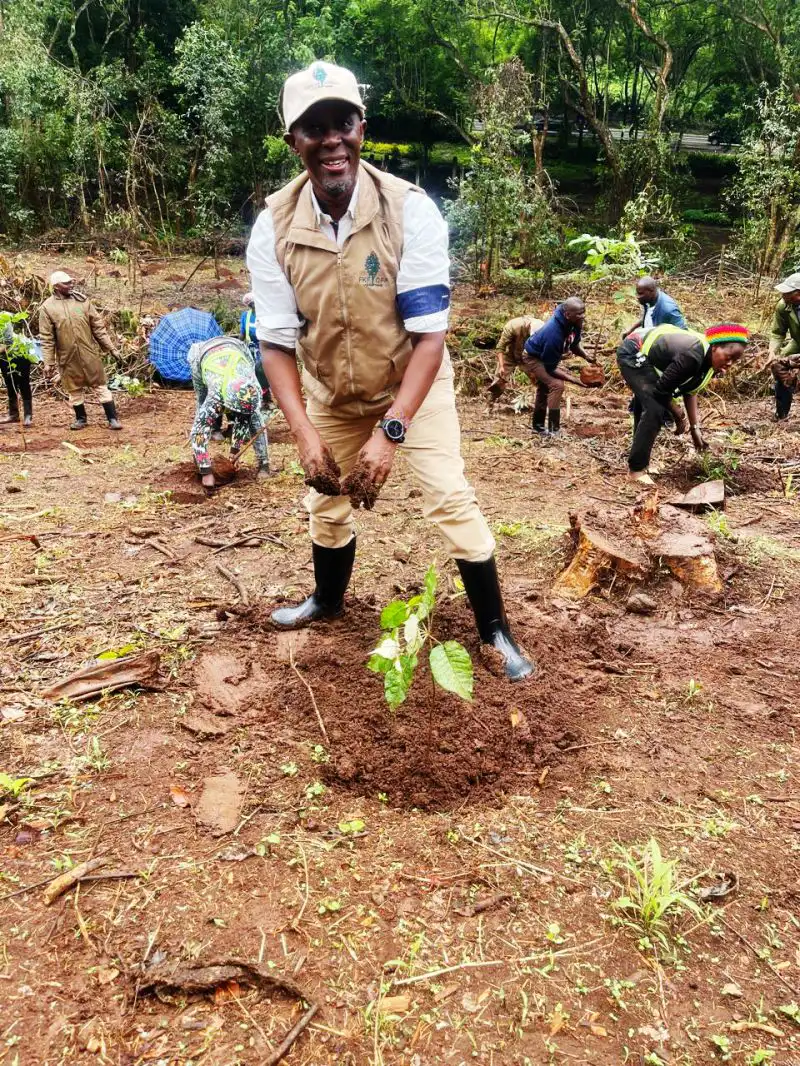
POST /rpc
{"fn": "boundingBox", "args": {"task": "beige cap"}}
[775,272,800,294]
[281,61,364,132]
[49,270,73,286]
[242,292,254,306]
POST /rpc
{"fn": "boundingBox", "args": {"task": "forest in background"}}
[0,0,798,284]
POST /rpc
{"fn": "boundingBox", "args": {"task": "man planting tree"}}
[246,61,533,682]
[522,297,601,435]
[617,323,749,485]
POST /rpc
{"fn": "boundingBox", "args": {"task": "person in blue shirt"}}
[240,293,271,406]
[628,277,687,332]
[624,277,688,430]
[522,297,598,434]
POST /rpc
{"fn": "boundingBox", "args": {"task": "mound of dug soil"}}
[235,600,615,810]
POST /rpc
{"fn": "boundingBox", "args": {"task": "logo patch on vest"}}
[359,251,388,288]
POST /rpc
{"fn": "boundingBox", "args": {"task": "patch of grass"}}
[53,699,101,735]
[611,838,703,953]
[739,535,800,567]
[704,510,733,539]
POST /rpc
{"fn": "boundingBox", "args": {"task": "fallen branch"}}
[461,835,581,885]
[214,561,250,607]
[43,856,108,905]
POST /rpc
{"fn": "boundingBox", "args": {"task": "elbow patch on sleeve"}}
[396,285,450,320]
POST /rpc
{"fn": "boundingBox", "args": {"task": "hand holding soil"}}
[295,424,342,495]
[341,432,397,510]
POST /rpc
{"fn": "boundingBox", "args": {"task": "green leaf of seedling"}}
[429,641,473,702]
[380,600,409,630]
[367,653,393,675]
[97,643,138,660]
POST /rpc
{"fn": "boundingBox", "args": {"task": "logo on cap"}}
[312,65,328,87]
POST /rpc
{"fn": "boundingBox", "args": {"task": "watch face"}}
[383,418,405,442]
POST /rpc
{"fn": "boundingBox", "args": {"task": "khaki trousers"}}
[305,365,496,562]
[69,384,113,405]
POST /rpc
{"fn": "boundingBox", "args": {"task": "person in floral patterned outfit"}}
[189,337,270,490]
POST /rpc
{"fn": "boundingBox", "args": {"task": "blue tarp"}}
[148,309,221,382]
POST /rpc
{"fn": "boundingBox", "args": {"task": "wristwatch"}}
[379,412,409,444]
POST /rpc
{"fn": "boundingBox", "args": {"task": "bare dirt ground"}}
[2,254,800,1066]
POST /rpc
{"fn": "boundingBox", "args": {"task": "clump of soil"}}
[341,467,380,510]
[662,459,778,497]
[246,600,609,809]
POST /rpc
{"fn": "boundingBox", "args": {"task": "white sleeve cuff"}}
[257,326,298,348]
[404,310,450,333]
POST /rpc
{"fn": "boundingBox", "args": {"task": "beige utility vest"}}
[268,161,442,417]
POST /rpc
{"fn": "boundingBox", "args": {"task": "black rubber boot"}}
[547,408,561,434]
[531,406,547,434]
[70,404,88,430]
[456,556,535,682]
[102,401,122,430]
[271,539,356,629]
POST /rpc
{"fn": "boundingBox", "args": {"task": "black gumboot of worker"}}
[103,400,122,430]
[547,409,561,434]
[70,404,88,430]
[456,556,536,683]
[774,380,793,420]
[531,409,547,434]
[271,539,357,629]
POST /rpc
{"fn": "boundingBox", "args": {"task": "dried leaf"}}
[96,967,119,986]
[170,785,191,808]
[378,995,410,1014]
[590,1024,608,1037]
[509,708,521,728]
[721,982,743,997]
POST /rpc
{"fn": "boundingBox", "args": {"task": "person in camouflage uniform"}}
[769,272,800,421]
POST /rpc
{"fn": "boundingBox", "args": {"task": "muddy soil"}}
[3,272,800,1066]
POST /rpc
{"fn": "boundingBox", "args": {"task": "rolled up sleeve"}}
[246,208,302,348]
[396,193,450,334]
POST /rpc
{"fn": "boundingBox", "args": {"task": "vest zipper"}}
[337,251,356,402]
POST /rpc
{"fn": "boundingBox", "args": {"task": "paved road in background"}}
[608,128,735,153]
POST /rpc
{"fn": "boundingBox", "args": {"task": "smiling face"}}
[286,101,366,216]
[710,341,746,374]
[53,280,74,298]
[785,289,800,307]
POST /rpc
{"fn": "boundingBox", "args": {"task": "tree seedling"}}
[367,564,473,710]
[612,838,703,951]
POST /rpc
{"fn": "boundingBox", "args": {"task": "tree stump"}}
[651,505,723,596]
[552,517,650,599]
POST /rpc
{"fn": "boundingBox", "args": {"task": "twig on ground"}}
[264,1002,320,1066]
[289,644,329,744]
[214,561,250,607]
[717,915,798,995]
[290,843,310,932]
[43,856,108,905]
[454,892,512,917]
[390,958,505,986]
[460,835,581,885]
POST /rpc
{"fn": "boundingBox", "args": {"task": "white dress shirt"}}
[246,181,450,349]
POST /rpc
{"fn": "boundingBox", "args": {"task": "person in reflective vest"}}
[617,323,748,485]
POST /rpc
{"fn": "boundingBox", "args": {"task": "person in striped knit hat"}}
[616,322,749,485]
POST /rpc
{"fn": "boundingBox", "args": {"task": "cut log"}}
[553,523,649,599]
[670,479,725,512]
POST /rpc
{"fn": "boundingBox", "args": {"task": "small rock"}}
[5,485,22,494]
[626,592,657,615]
[393,545,411,563]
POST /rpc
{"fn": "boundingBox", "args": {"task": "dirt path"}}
[3,277,800,1063]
